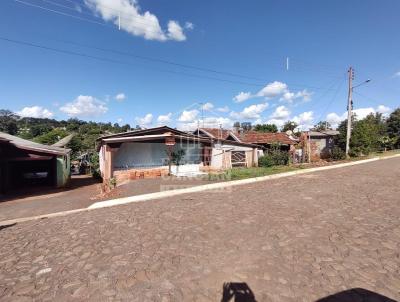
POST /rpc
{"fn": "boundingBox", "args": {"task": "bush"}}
[331,146,345,161]
[258,145,289,167]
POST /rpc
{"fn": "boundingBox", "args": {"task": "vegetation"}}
[0,109,133,159]
[253,123,278,133]
[336,111,397,157]
[258,144,289,167]
[228,165,300,180]
[282,121,298,132]
[313,121,332,131]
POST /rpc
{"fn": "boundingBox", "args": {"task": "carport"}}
[0,132,70,195]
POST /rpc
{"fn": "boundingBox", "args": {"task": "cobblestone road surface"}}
[0,158,399,301]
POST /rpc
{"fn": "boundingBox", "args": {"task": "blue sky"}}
[0,0,399,130]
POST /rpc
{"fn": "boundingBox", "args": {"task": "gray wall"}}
[113,142,202,170]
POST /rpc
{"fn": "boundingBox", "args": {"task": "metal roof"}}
[0,132,70,156]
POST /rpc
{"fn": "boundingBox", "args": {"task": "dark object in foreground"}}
[221,282,257,302]
[316,288,398,302]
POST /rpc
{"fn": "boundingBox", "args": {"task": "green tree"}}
[338,113,386,156]
[313,121,332,131]
[282,121,298,132]
[386,108,400,148]
[0,109,19,135]
[253,124,278,133]
[34,129,69,145]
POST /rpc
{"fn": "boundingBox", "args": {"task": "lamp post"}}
[345,67,371,158]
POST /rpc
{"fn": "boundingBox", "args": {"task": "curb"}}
[1,154,399,226]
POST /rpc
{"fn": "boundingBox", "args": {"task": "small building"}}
[97,126,259,183]
[195,128,297,156]
[306,130,340,160]
[0,132,71,194]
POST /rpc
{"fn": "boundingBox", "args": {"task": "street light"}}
[352,79,371,89]
[345,70,371,158]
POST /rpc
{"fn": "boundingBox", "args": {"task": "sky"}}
[0,0,399,131]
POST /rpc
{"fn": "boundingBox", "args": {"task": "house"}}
[306,130,340,160]
[0,132,71,194]
[195,128,297,154]
[97,126,259,183]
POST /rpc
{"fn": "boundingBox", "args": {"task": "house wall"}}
[56,154,71,187]
[113,142,202,170]
[311,136,335,159]
[210,143,256,169]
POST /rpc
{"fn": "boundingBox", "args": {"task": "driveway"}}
[0,175,221,222]
[0,157,399,301]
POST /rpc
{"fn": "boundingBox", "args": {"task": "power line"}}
[0,35,343,92]
[0,35,266,87]
[13,0,174,38]
[38,0,175,31]
[12,0,346,80]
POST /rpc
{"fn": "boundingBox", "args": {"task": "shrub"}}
[331,146,345,161]
[258,145,289,167]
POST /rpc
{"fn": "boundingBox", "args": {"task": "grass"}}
[227,165,302,180]
[205,149,400,181]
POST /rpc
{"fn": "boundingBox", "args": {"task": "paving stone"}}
[0,158,399,301]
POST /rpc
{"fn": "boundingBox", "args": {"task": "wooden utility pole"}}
[345,67,354,158]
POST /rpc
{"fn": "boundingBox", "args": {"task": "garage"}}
[0,132,70,195]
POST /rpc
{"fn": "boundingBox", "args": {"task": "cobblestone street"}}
[0,157,399,301]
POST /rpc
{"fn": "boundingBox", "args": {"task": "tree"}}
[241,122,252,131]
[282,121,298,132]
[386,108,400,148]
[0,110,18,135]
[338,113,386,156]
[313,121,332,131]
[253,124,278,133]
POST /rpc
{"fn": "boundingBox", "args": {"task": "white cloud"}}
[115,93,126,101]
[234,81,313,105]
[117,118,123,123]
[216,106,229,113]
[167,20,186,41]
[17,106,54,119]
[281,89,312,103]
[393,71,400,77]
[135,113,153,127]
[270,105,290,120]
[178,109,199,122]
[326,112,344,128]
[157,113,172,124]
[202,102,214,111]
[230,103,269,120]
[293,111,314,130]
[326,105,392,129]
[233,91,252,103]
[376,105,391,114]
[266,118,286,128]
[60,95,108,117]
[84,0,190,42]
[178,117,233,131]
[184,22,194,30]
[257,81,288,98]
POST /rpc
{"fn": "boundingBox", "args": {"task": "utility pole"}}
[345,67,354,158]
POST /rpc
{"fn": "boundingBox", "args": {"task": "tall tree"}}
[282,121,298,132]
[0,110,18,135]
[386,108,400,148]
[313,121,332,131]
[253,124,278,133]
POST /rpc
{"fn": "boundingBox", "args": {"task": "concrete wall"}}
[210,143,256,169]
[56,154,70,187]
[113,142,202,170]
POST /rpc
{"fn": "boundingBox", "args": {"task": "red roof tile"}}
[239,131,296,145]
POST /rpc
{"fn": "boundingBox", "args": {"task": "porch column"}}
[104,145,115,180]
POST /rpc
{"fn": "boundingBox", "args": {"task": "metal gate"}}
[231,151,246,167]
